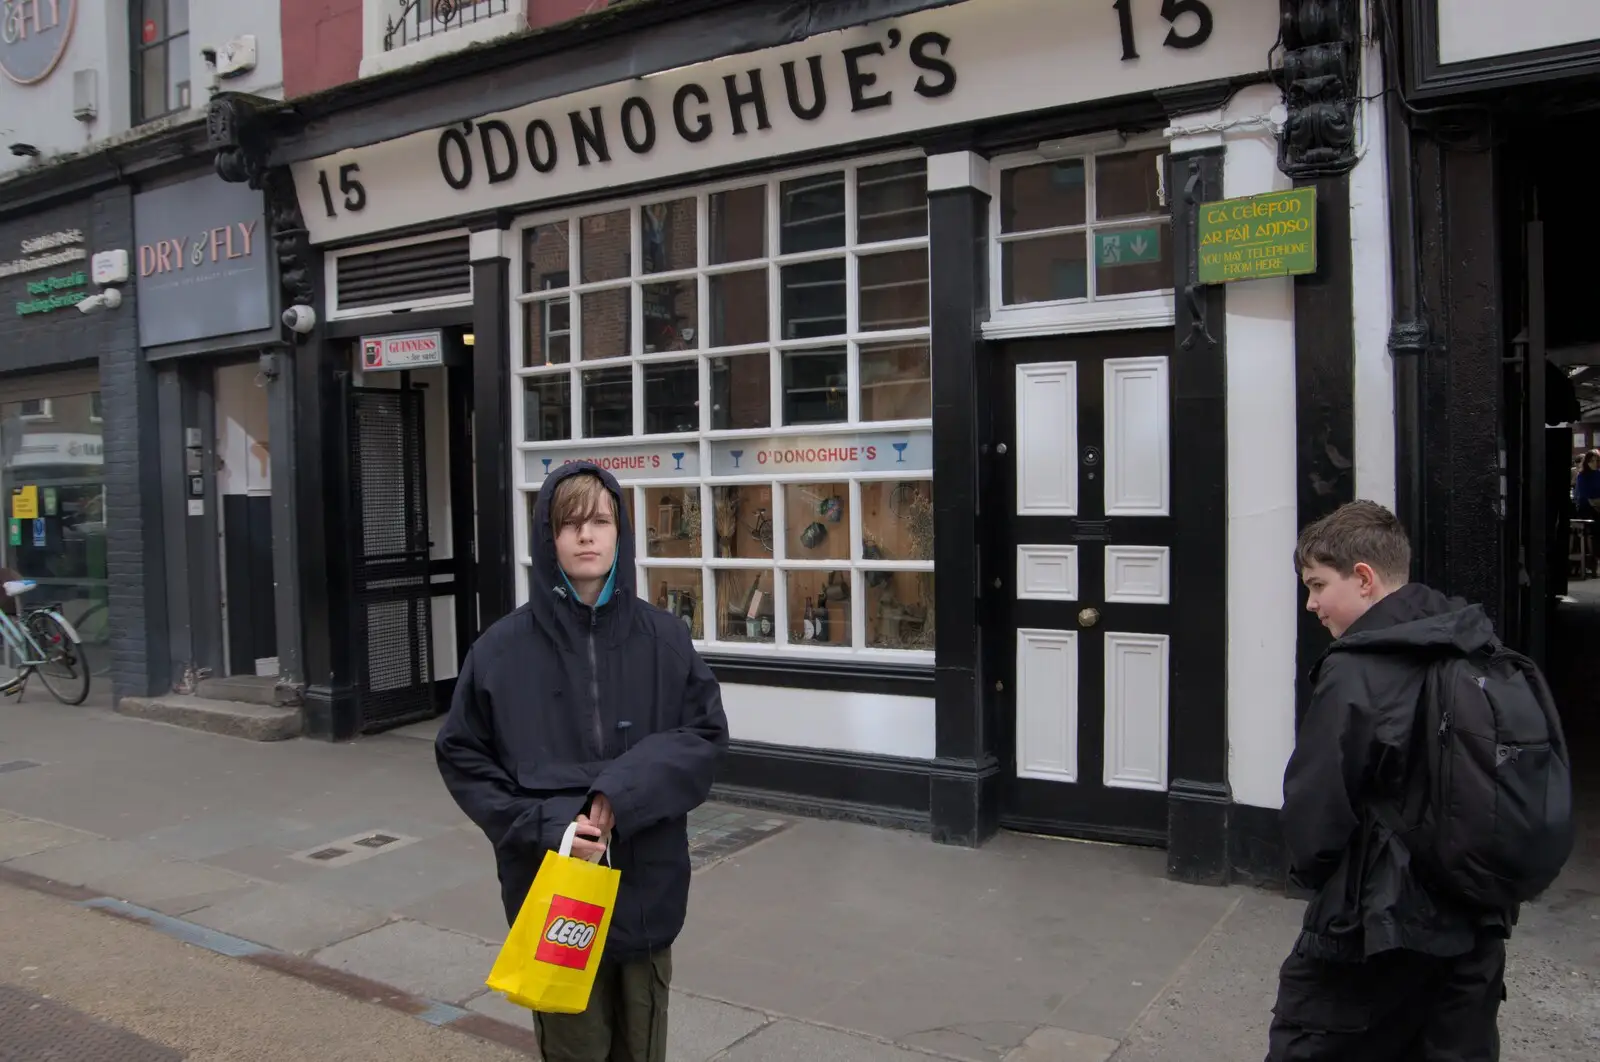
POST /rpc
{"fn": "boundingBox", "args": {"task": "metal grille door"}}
[349,387,435,732]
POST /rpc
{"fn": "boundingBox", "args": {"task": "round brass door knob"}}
[1078,607,1100,628]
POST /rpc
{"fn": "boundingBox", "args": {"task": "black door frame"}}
[992,328,1177,846]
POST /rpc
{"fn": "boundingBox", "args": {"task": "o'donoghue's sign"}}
[1196,187,1317,285]
[362,330,444,371]
[291,0,1281,244]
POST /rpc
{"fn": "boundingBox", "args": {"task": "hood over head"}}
[1329,582,1496,658]
[529,461,637,615]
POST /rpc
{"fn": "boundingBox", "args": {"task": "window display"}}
[0,392,110,679]
[513,154,934,659]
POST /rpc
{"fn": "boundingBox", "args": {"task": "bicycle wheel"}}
[25,612,90,705]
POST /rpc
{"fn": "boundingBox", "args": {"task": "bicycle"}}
[0,579,91,705]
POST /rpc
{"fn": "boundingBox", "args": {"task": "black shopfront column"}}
[1164,146,1232,884]
[275,169,359,739]
[1280,0,1360,729]
[925,151,1000,847]
[470,223,515,629]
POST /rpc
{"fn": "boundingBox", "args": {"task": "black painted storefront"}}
[0,176,168,702]
[202,0,1358,885]
[1385,3,1600,662]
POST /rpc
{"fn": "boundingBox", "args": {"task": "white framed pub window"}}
[511,152,935,663]
[984,135,1176,339]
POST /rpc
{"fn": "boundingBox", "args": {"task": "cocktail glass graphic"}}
[671,452,685,471]
[542,458,553,475]
[892,442,908,463]
[730,450,744,469]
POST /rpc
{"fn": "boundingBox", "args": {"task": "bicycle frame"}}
[0,606,80,669]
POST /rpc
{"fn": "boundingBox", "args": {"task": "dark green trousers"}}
[533,949,671,1062]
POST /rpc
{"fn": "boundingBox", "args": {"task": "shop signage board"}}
[524,444,702,486]
[11,485,38,519]
[707,431,933,477]
[1196,187,1317,285]
[134,176,273,348]
[291,0,1281,244]
[361,330,445,371]
[0,0,77,85]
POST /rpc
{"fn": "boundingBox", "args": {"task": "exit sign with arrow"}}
[1096,228,1162,267]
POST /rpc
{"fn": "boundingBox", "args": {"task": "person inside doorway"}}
[435,461,729,1062]
[1575,449,1600,517]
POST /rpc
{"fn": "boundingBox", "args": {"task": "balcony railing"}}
[384,0,510,52]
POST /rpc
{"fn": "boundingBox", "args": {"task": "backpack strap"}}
[1367,651,1450,841]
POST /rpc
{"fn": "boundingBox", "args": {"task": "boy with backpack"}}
[1268,500,1573,1062]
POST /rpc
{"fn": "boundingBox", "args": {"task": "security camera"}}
[282,304,317,334]
[76,288,123,314]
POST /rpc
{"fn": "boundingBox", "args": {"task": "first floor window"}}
[513,153,934,659]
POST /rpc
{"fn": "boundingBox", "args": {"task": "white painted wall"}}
[214,362,270,496]
[1437,0,1600,65]
[0,0,282,177]
[719,683,935,760]
[1207,36,1396,811]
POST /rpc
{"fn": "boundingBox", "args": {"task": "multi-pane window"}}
[133,0,190,124]
[994,146,1171,307]
[513,154,935,659]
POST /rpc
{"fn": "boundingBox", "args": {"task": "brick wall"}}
[282,0,362,98]
[0,189,165,700]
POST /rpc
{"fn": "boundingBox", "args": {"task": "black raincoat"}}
[1283,583,1515,963]
[435,461,729,960]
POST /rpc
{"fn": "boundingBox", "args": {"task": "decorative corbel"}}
[207,94,314,323]
[1277,0,1361,178]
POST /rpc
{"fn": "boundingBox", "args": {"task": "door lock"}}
[1078,607,1100,628]
[995,442,1008,455]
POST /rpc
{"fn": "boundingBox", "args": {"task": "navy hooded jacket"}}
[435,461,729,960]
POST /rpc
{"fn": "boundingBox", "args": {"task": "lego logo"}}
[544,916,597,951]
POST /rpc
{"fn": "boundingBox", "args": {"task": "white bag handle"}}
[558,820,611,866]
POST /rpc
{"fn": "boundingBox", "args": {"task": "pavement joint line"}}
[670,984,975,1060]
[0,864,545,1057]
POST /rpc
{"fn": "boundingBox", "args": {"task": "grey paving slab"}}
[668,993,771,1060]
[185,883,392,955]
[7,838,255,911]
[135,810,329,861]
[0,814,100,861]
[397,873,511,944]
[313,918,501,1006]
[295,825,494,914]
[720,1019,950,1061]
[199,842,322,885]
[678,819,1237,1051]
[465,988,535,1028]
[1005,1026,1119,1062]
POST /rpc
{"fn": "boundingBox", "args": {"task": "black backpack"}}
[1376,641,1575,911]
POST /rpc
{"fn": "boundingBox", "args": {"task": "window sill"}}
[703,652,934,697]
[982,293,1175,340]
[360,9,528,79]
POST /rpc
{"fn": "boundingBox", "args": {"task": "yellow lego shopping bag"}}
[486,822,620,1014]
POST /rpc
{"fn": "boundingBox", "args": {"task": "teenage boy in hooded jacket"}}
[1268,500,1513,1062]
[436,462,729,1062]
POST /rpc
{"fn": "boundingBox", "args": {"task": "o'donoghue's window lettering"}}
[513,154,934,660]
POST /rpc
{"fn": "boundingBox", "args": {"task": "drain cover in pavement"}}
[290,830,420,868]
[687,805,792,870]
[0,983,183,1061]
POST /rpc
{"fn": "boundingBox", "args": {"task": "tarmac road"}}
[0,879,535,1062]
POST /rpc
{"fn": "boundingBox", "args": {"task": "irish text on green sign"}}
[1096,227,1162,267]
[1197,188,1317,284]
